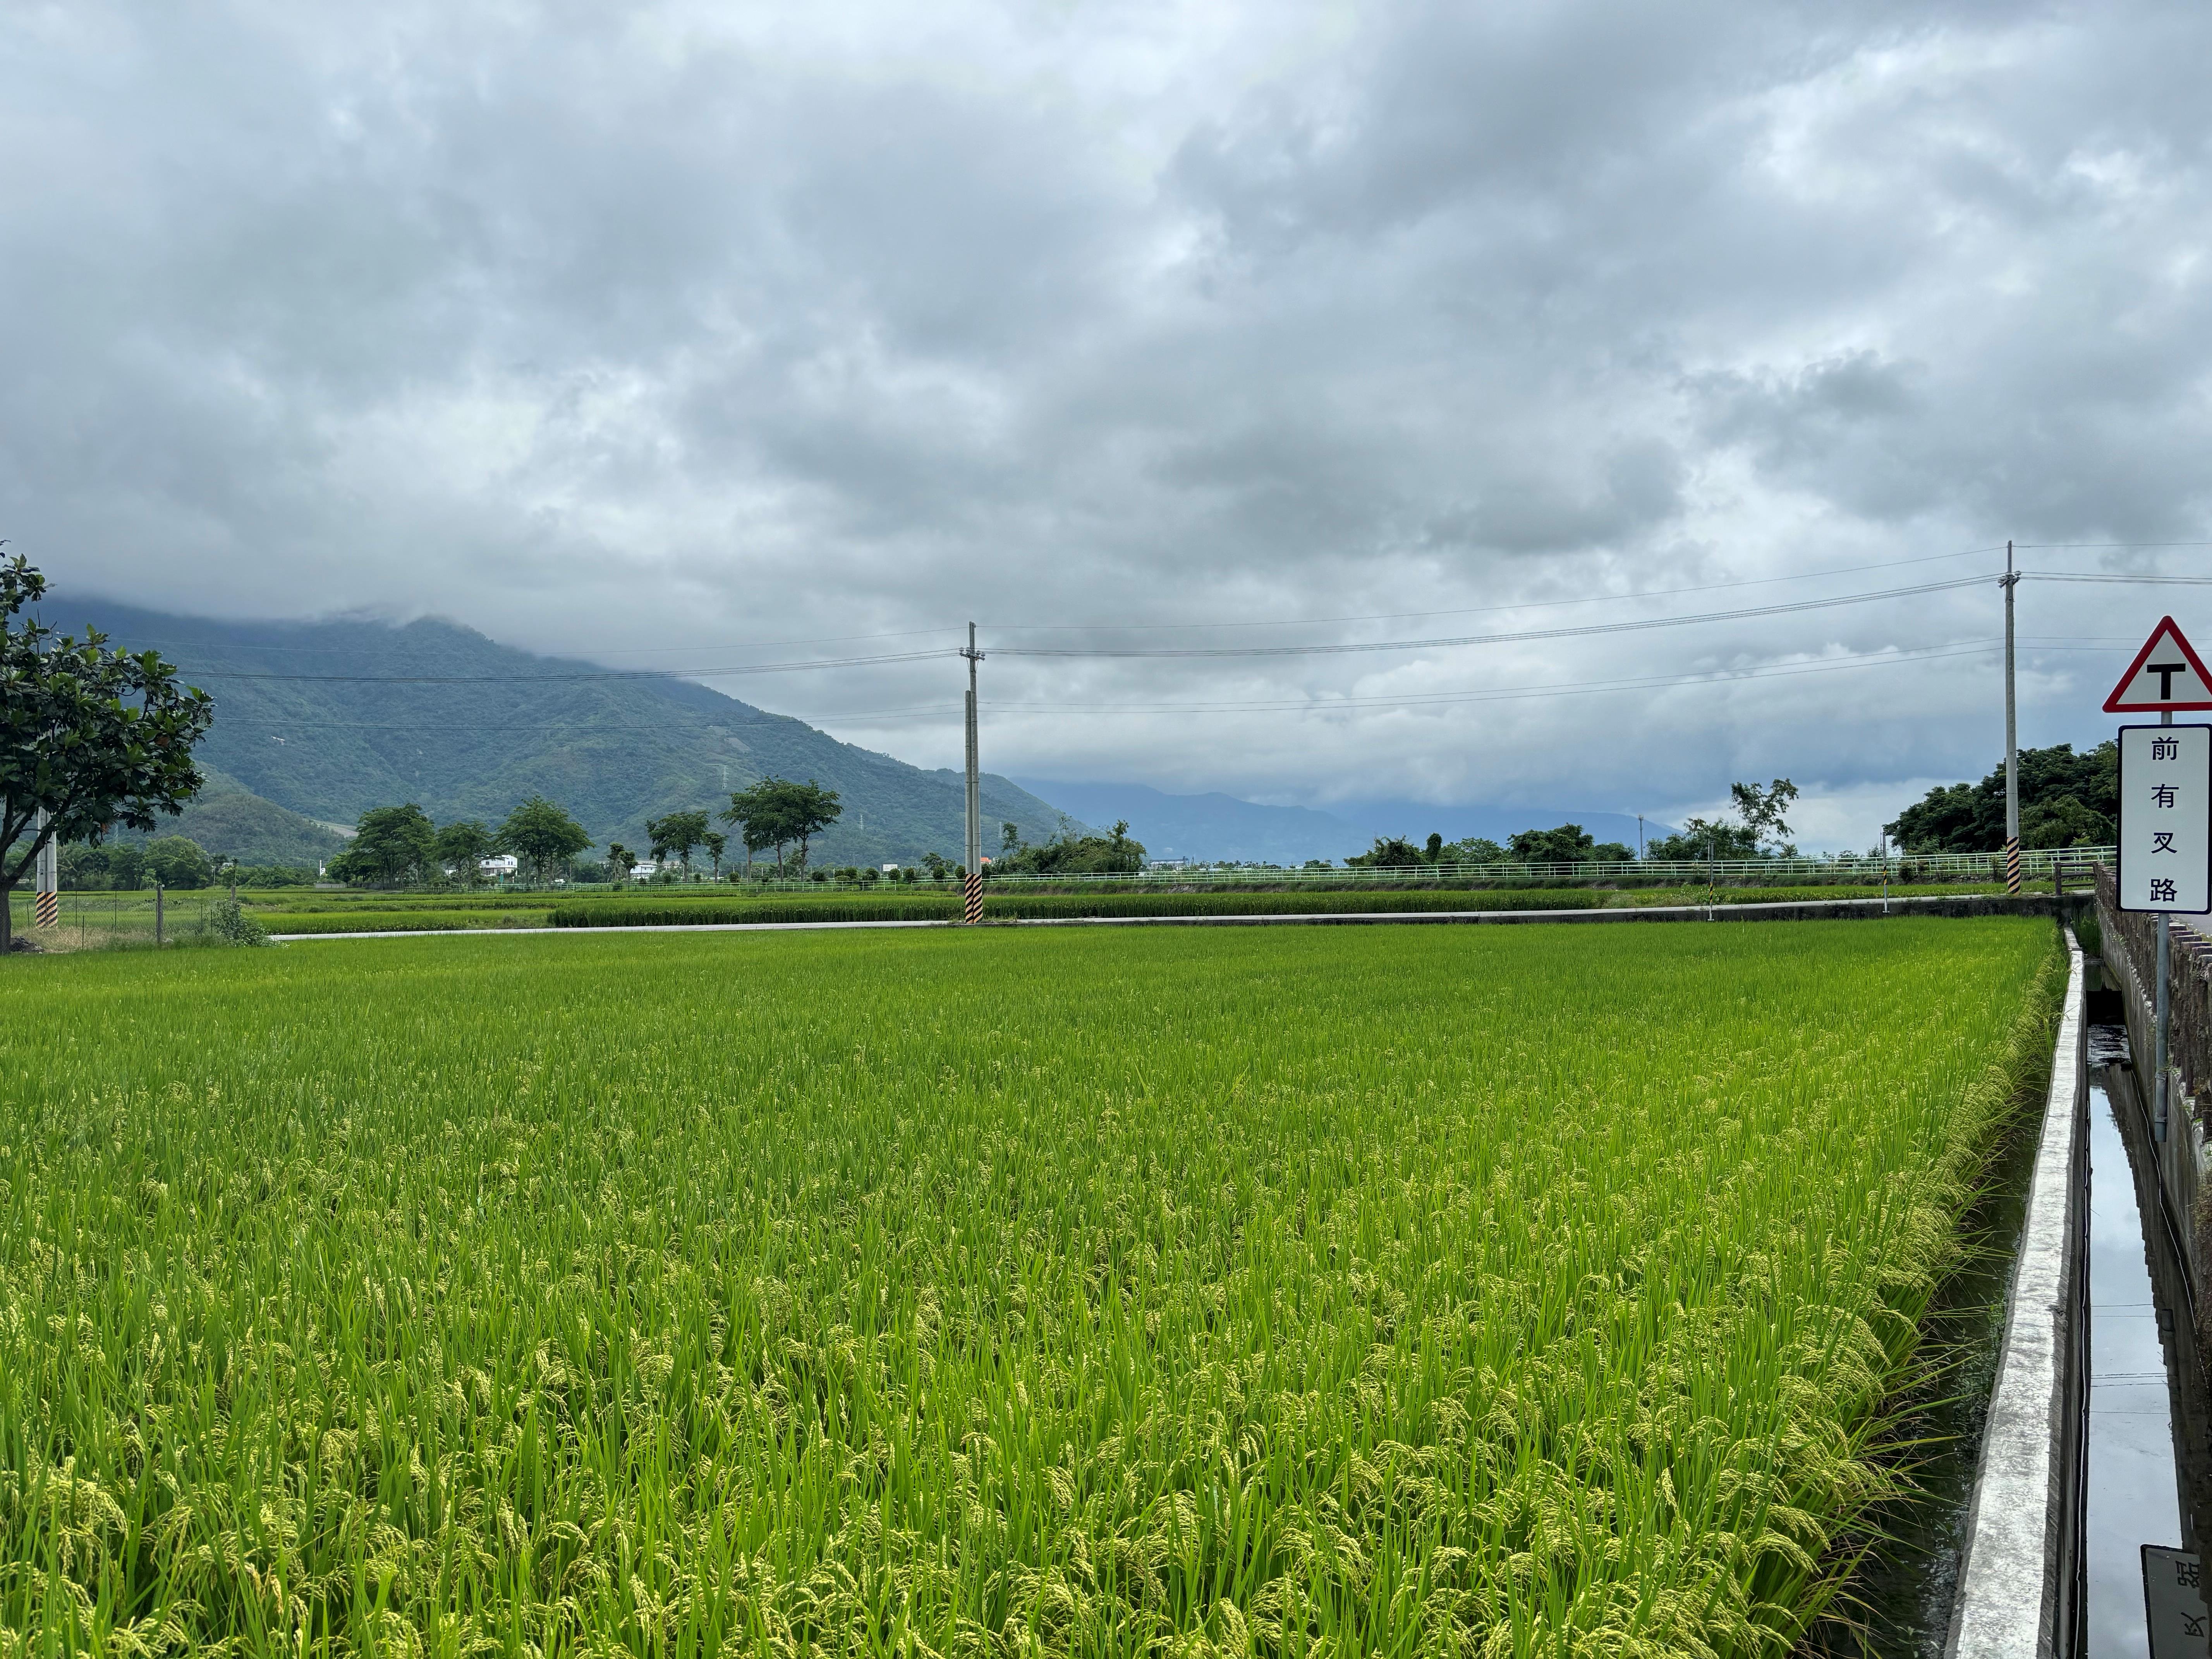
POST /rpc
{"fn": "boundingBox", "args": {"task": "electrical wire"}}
[2023,572,2212,586]
[983,546,2008,634]
[990,577,1990,660]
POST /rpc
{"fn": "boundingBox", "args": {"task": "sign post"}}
[2107,615,2212,1146]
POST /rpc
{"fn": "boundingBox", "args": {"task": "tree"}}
[1646,817,1760,861]
[606,841,637,881]
[143,835,215,890]
[1345,836,1424,868]
[1001,821,1022,855]
[1728,779,1799,854]
[779,781,841,869]
[434,818,494,886]
[702,830,726,879]
[646,809,711,878]
[328,804,438,886]
[722,778,842,875]
[1441,836,1505,864]
[1886,744,2117,852]
[990,819,1145,876]
[1507,824,1598,864]
[0,554,215,951]
[495,795,591,883]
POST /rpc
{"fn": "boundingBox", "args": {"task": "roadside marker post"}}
[2108,614,2212,1147]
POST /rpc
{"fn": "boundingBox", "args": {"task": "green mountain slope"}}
[115,766,351,867]
[51,599,1083,868]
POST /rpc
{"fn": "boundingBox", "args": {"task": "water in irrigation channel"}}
[2083,1018,2194,1659]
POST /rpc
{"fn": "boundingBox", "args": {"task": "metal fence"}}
[978,846,2118,886]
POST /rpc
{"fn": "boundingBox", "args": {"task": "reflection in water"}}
[2087,1065,2183,1659]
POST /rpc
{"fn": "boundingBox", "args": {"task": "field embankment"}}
[0,919,2061,1652]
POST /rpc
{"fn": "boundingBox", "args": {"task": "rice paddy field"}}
[0,917,2061,1656]
[7,878,2032,947]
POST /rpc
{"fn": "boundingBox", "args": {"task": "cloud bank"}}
[3,0,2207,845]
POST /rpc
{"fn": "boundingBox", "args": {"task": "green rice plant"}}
[0,919,2062,1655]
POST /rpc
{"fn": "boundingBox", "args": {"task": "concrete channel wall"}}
[1949,927,2089,1659]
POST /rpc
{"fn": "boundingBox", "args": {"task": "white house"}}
[629,860,659,879]
[479,854,519,878]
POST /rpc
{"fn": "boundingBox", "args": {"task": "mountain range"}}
[46,598,1080,869]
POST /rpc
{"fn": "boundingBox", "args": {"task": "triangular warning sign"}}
[2105,615,2212,712]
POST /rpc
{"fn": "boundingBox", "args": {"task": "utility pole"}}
[33,807,58,929]
[2003,539,2021,894]
[962,623,984,924]
[1636,814,1644,862]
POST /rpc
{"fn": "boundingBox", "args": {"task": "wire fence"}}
[978,846,2119,887]
[5,887,228,947]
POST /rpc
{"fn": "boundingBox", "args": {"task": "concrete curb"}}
[271,891,2062,941]
[1948,928,2088,1659]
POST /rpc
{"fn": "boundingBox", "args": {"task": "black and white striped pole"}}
[33,807,57,929]
[962,622,984,925]
[2002,539,2021,895]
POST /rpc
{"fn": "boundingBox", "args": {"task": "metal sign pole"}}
[2158,708,2172,1143]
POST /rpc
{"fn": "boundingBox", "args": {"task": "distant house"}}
[629,860,659,879]
[479,854,519,879]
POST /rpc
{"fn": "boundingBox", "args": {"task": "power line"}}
[978,639,2011,716]
[983,546,2007,634]
[201,633,2128,731]
[2023,572,2212,586]
[990,577,1989,660]
[2015,540,2212,550]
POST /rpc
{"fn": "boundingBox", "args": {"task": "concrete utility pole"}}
[2003,539,2021,894]
[962,623,984,922]
[33,807,57,927]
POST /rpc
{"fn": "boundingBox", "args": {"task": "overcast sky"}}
[4,1,2208,847]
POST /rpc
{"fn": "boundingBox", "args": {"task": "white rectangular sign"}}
[2119,723,2211,914]
[2143,1546,2208,1659]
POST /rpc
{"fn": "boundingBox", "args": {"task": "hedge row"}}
[548,889,1613,927]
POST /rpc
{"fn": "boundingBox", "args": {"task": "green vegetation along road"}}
[0,919,2061,1654]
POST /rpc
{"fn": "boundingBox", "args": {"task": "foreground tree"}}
[0,555,214,950]
[496,795,590,884]
[702,830,726,879]
[606,841,638,880]
[328,804,438,885]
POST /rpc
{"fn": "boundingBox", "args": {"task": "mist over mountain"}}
[48,598,1081,867]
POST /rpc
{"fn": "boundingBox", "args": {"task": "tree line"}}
[1343,780,1801,867]
[325,776,856,888]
